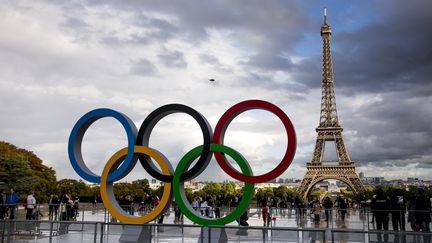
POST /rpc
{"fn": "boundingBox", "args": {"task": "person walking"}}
[6,188,20,219]
[26,191,36,220]
[371,188,390,242]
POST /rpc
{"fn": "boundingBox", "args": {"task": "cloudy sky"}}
[1,0,431,183]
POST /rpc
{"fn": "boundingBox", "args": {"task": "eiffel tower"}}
[297,9,365,200]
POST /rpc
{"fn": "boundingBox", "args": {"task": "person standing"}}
[294,196,304,218]
[173,201,183,224]
[390,189,406,231]
[407,197,420,231]
[261,199,269,226]
[338,198,348,221]
[48,194,60,219]
[415,188,431,232]
[60,190,72,220]
[0,189,5,219]
[214,199,221,219]
[6,188,20,219]
[192,198,199,211]
[371,188,390,242]
[201,200,209,217]
[26,192,36,220]
[312,199,322,225]
[322,196,333,222]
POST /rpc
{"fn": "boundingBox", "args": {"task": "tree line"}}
[2,141,431,205]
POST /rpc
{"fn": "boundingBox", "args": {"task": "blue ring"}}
[68,108,137,183]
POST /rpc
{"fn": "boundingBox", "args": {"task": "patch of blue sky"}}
[293,1,380,57]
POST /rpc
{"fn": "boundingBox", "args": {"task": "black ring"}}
[136,104,213,182]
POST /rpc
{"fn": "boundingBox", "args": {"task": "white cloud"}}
[0,0,430,183]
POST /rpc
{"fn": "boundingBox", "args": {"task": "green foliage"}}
[273,185,298,201]
[255,187,275,202]
[221,182,236,197]
[57,179,91,197]
[309,188,326,199]
[202,182,222,196]
[340,188,354,199]
[4,141,432,207]
[112,179,153,202]
[184,187,194,202]
[0,141,57,202]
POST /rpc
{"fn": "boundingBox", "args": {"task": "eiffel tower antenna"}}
[324,7,327,24]
[297,9,365,200]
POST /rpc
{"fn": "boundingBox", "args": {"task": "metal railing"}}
[2,219,432,243]
[0,219,327,243]
[1,204,432,242]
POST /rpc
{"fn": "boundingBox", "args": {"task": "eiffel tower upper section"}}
[319,9,340,129]
[308,9,353,166]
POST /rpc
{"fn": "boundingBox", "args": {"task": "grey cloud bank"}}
[0,0,431,181]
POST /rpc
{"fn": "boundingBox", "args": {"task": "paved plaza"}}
[3,205,430,242]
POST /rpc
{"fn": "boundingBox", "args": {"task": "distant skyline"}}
[0,1,431,182]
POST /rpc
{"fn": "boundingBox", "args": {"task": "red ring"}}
[213,100,296,183]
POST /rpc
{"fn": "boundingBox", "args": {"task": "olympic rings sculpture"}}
[68,100,296,225]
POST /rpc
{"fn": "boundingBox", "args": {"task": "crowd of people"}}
[0,188,80,221]
[370,188,431,234]
[1,187,431,236]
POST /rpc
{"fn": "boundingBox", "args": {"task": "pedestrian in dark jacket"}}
[390,188,406,231]
[323,196,333,222]
[371,188,390,242]
[415,188,431,232]
[0,189,6,219]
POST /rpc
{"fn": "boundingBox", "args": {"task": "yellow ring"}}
[100,146,172,224]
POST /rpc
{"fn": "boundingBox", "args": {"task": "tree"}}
[274,186,298,202]
[57,178,92,200]
[0,141,57,202]
[221,182,236,197]
[309,188,326,200]
[202,182,222,197]
[184,187,194,202]
[0,155,38,195]
[130,179,152,202]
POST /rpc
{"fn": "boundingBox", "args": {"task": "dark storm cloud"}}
[81,0,322,97]
[343,90,432,167]
[254,0,432,94]
[87,0,313,68]
[88,1,311,35]
[333,0,432,94]
[282,0,432,171]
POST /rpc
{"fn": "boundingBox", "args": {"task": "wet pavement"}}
[3,205,428,242]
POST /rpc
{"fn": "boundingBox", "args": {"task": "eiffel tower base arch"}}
[297,166,365,201]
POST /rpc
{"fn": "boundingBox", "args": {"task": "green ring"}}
[172,144,255,226]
